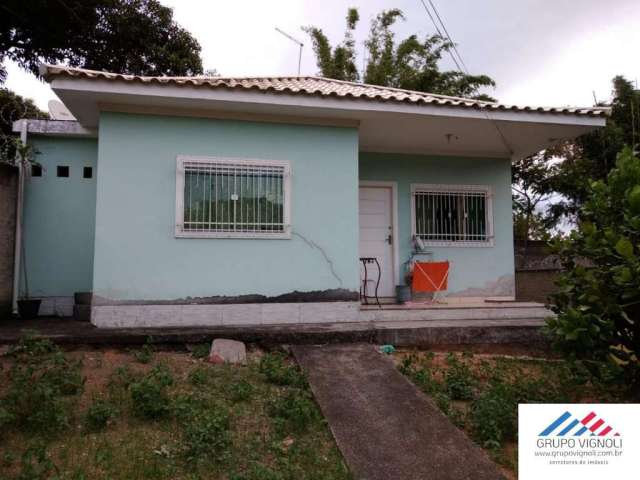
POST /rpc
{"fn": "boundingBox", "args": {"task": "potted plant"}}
[1,138,42,319]
[396,264,413,304]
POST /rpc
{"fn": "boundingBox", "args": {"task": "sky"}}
[3,0,640,112]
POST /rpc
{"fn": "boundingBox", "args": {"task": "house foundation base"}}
[91,301,361,328]
[90,300,550,329]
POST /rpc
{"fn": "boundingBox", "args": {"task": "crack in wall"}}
[292,231,343,287]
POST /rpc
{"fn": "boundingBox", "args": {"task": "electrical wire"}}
[418,0,463,73]
[416,0,515,156]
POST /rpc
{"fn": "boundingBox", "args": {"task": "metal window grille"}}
[180,159,289,235]
[413,188,489,242]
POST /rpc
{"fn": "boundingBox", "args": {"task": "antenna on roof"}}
[275,27,304,76]
[48,100,76,121]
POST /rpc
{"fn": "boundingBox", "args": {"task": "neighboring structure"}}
[12,65,607,327]
[515,240,563,304]
[0,164,17,316]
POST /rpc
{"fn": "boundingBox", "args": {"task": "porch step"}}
[359,305,551,323]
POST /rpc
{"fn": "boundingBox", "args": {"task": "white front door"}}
[359,186,395,298]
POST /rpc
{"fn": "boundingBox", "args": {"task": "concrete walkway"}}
[293,344,505,480]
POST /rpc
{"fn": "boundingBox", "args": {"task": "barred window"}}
[175,156,291,238]
[412,185,493,245]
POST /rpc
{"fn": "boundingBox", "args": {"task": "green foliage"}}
[0,88,47,163]
[443,353,476,400]
[229,379,254,402]
[268,390,321,435]
[547,147,640,388]
[190,343,211,359]
[547,76,640,223]
[303,8,495,100]
[0,0,202,82]
[398,354,452,414]
[511,152,555,241]
[14,445,58,480]
[0,338,84,434]
[129,364,174,419]
[259,352,307,388]
[181,407,231,462]
[84,398,118,432]
[302,8,360,82]
[134,342,154,364]
[470,381,517,449]
[188,366,209,386]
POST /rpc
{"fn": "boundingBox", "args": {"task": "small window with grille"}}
[411,184,493,246]
[175,156,291,239]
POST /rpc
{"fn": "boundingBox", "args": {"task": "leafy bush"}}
[129,364,174,419]
[444,353,476,400]
[259,353,307,388]
[134,343,154,364]
[470,381,517,449]
[181,407,231,462]
[547,147,640,391]
[268,390,321,434]
[84,398,118,432]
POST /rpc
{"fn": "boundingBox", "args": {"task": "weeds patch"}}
[129,364,174,419]
[0,339,349,480]
[396,350,630,477]
[259,352,307,388]
[84,397,119,432]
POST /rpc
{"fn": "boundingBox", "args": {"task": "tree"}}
[0,89,47,162]
[0,0,203,82]
[511,152,556,250]
[547,76,640,224]
[304,8,496,100]
[302,8,360,82]
[546,147,640,395]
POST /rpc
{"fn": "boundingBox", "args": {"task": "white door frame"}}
[359,181,400,290]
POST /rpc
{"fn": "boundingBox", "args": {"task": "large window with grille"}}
[175,156,291,238]
[411,184,493,246]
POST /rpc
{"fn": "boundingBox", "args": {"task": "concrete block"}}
[209,339,246,364]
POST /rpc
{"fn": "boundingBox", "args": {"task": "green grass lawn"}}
[394,350,630,479]
[0,338,351,480]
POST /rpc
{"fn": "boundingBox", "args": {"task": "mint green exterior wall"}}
[359,152,515,297]
[23,137,98,297]
[93,112,359,302]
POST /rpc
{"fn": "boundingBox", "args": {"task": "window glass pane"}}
[183,162,285,234]
[414,189,487,242]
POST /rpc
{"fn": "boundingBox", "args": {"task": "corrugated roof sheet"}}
[40,64,609,118]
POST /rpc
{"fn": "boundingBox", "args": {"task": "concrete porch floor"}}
[359,300,550,322]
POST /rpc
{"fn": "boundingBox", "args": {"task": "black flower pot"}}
[17,299,41,319]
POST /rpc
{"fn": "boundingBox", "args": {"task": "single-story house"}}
[11,64,607,327]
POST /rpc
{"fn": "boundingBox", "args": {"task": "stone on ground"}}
[293,343,505,480]
[209,338,246,364]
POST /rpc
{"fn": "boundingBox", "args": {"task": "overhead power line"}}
[426,0,469,74]
[418,0,463,72]
[416,0,515,156]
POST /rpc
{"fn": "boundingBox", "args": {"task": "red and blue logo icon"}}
[539,411,620,437]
